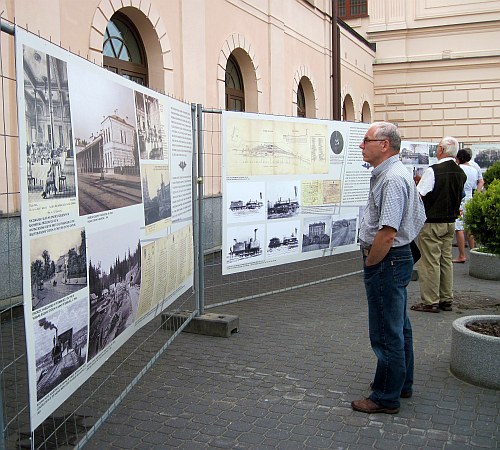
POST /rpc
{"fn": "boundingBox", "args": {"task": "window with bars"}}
[338,0,368,19]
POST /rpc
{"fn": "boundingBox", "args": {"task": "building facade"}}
[1,0,499,301]
[343,0,500,143]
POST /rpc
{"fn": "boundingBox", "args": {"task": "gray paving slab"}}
[84,248,499,449]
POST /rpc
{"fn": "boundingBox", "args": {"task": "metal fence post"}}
[196,104,205,315]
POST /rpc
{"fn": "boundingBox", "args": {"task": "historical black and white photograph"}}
[30,228,87,311]
[68,65,142,216]
[267,181,300,220]
[34,297,88,401]
[23,45,76,203]
[400,142,430,165]
[330,216,357,248]
[135,91,166,160]
[301,216,331,252]
[141,163,171,226]
[226,225,265,264]
[471,145,500,169]
[266,220,300,257]
[87,222,142,361]
[226,181,265,224]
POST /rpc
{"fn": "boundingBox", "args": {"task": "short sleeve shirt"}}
[359,155,426,247]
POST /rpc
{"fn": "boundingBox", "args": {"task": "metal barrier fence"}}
[0,23,362,449]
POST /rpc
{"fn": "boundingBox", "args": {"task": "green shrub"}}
[483,161,500,187]
[464,179,500,255]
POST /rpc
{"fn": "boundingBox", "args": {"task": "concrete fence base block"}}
[162,311,239,338]
[450,315,500,390]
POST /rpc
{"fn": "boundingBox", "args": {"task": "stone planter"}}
[450,315,500,389]
[469,249,500,281]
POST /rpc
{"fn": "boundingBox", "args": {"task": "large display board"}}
[222,111,370,275]
[16,28,194,429]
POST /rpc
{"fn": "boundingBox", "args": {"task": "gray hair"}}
[372,122,401,152]
[439,136,459,157]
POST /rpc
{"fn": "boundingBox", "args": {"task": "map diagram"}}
[226,117,329,176]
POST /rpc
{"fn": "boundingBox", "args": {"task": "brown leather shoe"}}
[351,398,399,414]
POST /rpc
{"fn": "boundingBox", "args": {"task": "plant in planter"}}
[463,174,500,280]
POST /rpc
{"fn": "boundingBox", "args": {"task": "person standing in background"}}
[463,147,484,190]
[452,149,484,262]
[352,122,426,414]
[411,137,466,313]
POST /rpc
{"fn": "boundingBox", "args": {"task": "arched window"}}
[103,12,148,86]
[297,83,306,118]
[342,94,355,121]
[225,55,245,111]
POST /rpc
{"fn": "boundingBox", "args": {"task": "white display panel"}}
[222,111,370,275]
[16,28,194,429]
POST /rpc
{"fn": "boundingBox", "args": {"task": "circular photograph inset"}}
[330,130,344,155]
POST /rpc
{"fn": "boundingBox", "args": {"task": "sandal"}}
[410,303,440,313]
[439,301,452,311]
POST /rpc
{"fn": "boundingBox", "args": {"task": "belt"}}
[360,245,371,257]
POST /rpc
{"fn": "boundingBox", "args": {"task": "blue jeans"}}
[363,244,414,409]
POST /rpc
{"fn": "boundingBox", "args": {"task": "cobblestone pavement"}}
[85,250,499,449]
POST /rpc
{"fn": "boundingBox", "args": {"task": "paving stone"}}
[84,264,499,449]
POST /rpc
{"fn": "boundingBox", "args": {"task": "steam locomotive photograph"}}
[34,297,88,401]
[267,220,300,257]
[267,182,300,219]
[226,226,265,263]
[226,181,266,223]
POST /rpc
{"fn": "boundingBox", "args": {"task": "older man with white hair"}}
[411,137,466,313]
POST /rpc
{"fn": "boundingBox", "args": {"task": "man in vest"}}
[411,137,466,313]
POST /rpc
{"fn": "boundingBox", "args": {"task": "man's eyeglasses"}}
[362,138,387,144]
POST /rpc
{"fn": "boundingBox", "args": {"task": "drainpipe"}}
[332,0,341,120]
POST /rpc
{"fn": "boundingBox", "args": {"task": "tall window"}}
[297,83,306,118]
[103,12,148,86]
[338,0,368,20]
[225,55,245,111]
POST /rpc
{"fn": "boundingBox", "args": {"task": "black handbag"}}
[410,240,421,263]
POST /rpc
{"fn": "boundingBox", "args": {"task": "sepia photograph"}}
[23,45,76,203]
[135,91,166,160]
[87,221,142,361]
[69,65,142,216]
[267,181,300,220]
[141,163,171,226]
[30,227,87,310]
[34,297,88,401]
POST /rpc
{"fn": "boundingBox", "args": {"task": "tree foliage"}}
[483,161,500,188]
[464,179,500,255]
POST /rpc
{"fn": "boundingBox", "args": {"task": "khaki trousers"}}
[417,222,455,305]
